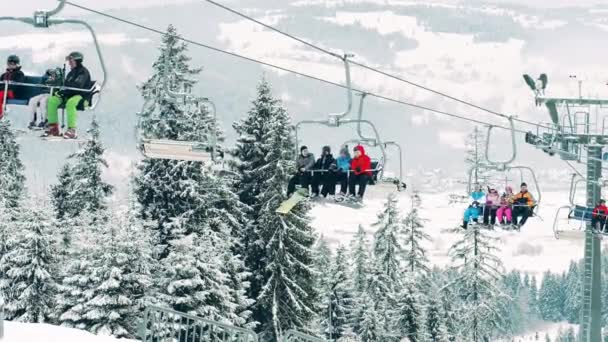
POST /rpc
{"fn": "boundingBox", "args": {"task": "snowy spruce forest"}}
[0,25,606,342]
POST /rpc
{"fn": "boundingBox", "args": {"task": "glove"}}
[355,167,362,173]
[329,164,337,171]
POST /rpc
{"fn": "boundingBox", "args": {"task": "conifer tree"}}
[134,25,207,259]
[0,120,26,209]
[425,297,450,342]
[538,272,564,322]
[563,262,581,323]
[372,193,405,288]
[402,191,431,276]
[448,224,507,341]
[350,225,370,294]
[395,279,423,342]
[78,210,154,338]
[233,79,317,339]
[325,245,354,340]
[464,126,492,187]
[51,118,113,219]
[528,275,540,320]
[355,294,381,342]
[0,203,57,322]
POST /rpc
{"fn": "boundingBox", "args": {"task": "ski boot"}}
[42,123,60,137]
[63,128,78,140]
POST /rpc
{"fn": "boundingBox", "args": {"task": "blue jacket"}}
[336,156,351,171]
[470,191,486,203]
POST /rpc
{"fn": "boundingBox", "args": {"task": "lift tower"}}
[525,75,608,341]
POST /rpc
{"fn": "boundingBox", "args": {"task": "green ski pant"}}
[47,95,83,129]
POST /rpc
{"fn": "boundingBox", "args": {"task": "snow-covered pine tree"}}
[372,193,405,289]
[448,223,507,341]
[538,271,564,322]
[350,225,370,295]
[528,275,540,321]
[0,202,57,322]
[402,191,431,276]
[356,293,381,342]
[324,245,355,340]
[425,296,450,342]
[395,279,423,342]
[74,209,154,338]
[50,118,113,220]
[247,79,317,339]
[0,120,26,209]
[464,126,492,188]
[134,25,207,259]
[563,261,581,323]
[314,236,333,336]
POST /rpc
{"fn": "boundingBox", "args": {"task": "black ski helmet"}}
[7,55,20,65]
[66,51,84,63]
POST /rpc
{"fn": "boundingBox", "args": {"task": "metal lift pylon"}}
[524,76,608,341]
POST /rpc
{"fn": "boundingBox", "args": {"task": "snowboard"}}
[41,135,88,143]
[276,189,308,215]
[334,195,364,208]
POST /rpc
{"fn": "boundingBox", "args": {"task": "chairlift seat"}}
[568,205,594,222]
[142,139,213,162]
[5,76,97,111]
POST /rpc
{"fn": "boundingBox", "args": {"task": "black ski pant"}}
[287,171,312,196]
[335,171,348,195]
[312,171,336,197]
[349,173,369,197]
[482,205,498,225]
[512,206,532,226]
[591,217,607,232]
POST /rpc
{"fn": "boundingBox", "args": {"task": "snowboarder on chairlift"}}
[287,145,315,196]
[0,55,25,120]
[334,145,352,199]
[44,51,92,139]
[28,67,63,130]
[311,145,337,198]
[591,199,608,233]
[347,144,372,201]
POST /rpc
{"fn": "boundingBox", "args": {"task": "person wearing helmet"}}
[27,67,63,129]
[45,51,91,139]
[348,145,372,201]
[0,55,26,120]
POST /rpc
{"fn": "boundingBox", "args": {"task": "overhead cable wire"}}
[201,0,550,131]
[65,0,530,134]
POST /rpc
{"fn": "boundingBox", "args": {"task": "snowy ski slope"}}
[310,188,602,279]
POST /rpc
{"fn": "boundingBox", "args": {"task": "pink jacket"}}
[486,192,500,207]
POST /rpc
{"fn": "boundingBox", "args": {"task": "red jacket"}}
[593,204,608,218]
[351,145,372,176]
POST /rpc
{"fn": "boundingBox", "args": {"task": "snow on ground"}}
[1,321,136,342]
[311,188,599,279]
[506,322,577,341]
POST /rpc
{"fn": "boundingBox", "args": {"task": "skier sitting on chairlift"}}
[483,187,500,227]
[335,146,352,199]
[44,51,91,139]
[512,182,535,228]
[496,186,514,225]
[311,145,337,198]
[28,68,63,130]
[347,145,372,202]
[0,55,25,120]
[591,199,608,233]
[461,201,481,229]
[287,145,315,196]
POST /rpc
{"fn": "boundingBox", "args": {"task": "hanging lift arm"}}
[485,116,517,169]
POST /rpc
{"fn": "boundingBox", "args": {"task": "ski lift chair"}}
[0,0,107,118]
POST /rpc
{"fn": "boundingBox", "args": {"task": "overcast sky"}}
[1,0,606,17]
